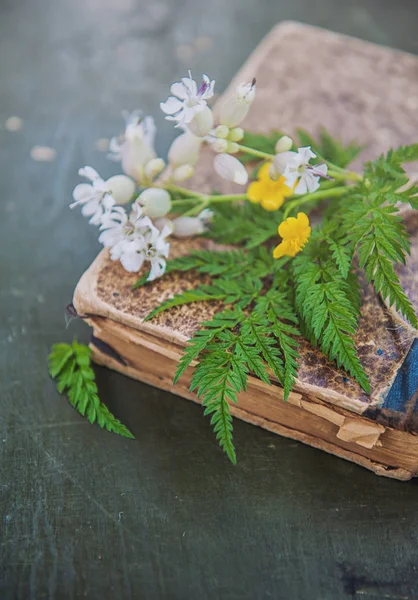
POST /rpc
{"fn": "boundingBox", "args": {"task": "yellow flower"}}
[273,212,311,259]
[247,163,293,211]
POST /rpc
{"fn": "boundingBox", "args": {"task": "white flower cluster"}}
[71,70,329,281]
[161,72,256,186]
[70,109,213,280]
[162,72,328,193]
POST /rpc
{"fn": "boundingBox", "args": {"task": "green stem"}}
[236,144,273,160]
[162,183,205,199]
[328,168,362,182]
[283,185,352,219]
[183,193,248,216]
[209,194,247,203]
[170,198,197,208]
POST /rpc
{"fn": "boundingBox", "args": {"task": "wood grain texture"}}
[3,1,418,598]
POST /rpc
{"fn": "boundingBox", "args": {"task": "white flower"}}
[168,129,203,168]
[213,153,248,185]
[146,225,171,281]
[70,166,116,225]
[272,147,328,194]
[99,203,171,278]
[160,72,215,130]
[99,204,152,271]
[109,111,157,183]
[137,188,172,219]
[219,79,256,128]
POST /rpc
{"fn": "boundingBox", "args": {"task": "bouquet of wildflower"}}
[49,71,418,462]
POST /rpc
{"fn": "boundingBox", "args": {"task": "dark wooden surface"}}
[1,1,418,599]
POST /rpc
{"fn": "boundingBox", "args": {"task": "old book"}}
[73,22,418,480]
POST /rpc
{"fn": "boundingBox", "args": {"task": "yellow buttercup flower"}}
[273,212,311,259]
[247,163,293,211]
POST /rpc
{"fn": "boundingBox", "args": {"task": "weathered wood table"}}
[1,1,418,598]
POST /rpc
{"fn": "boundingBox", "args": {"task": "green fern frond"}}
[343,198,417,327]
[328,239,351,279]
[48,342,134,438]
[293,256,369,392]
[173,309,244,383]
[190,350,248,464]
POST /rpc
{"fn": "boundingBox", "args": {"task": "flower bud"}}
[211,138,229,153]
[188,105,214,137]
[172,164,194,181]
[138,188,172,218]
[121,138,156,182]
[213,154,248,185]
[144,158,165,181]
[219,80,256,128]
[154,217,174,233]
[226,141,239,154]
[168,130,202,167]
[214,125,230,139]
[105,175,136,205]
[275,135,293,154]
[172,216,205,238]
[228,127,244,142]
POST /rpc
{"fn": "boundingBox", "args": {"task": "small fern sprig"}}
[48,342,134,439]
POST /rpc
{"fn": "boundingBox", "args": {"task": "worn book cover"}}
[73,22,418,479]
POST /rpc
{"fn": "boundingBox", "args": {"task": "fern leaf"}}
[191,350,248,464]
[328,240,351,279]
[294,259,370,392]
[48,342,134,439]
[174,310,244,383]
[144,286,229,321]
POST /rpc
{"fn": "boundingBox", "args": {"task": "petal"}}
[302,171,320,193]
[120,249,145,272]
[294,177,308,195]
[314,163,328,176]
[273,151,299,175]
[160,97,183,115]
[261,193,284,211]
[284,169,299,190]
[181,76,197,97]
[296,212,310,229]
[72,183,93,203]
[273,240,291,259]
[298,146,316,163]
[81,199,100,217]
[257,163,272,181]
[147,257,167,281]
[261,198,282,211]
[278,216,298,239]
[214,154,248,185]
[78,166,100,181]
[88,210,104,226]
[142,116,157,147]
[170,82,188,99]
[247,181,263,203]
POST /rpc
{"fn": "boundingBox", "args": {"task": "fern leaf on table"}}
[48,342,134,439]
